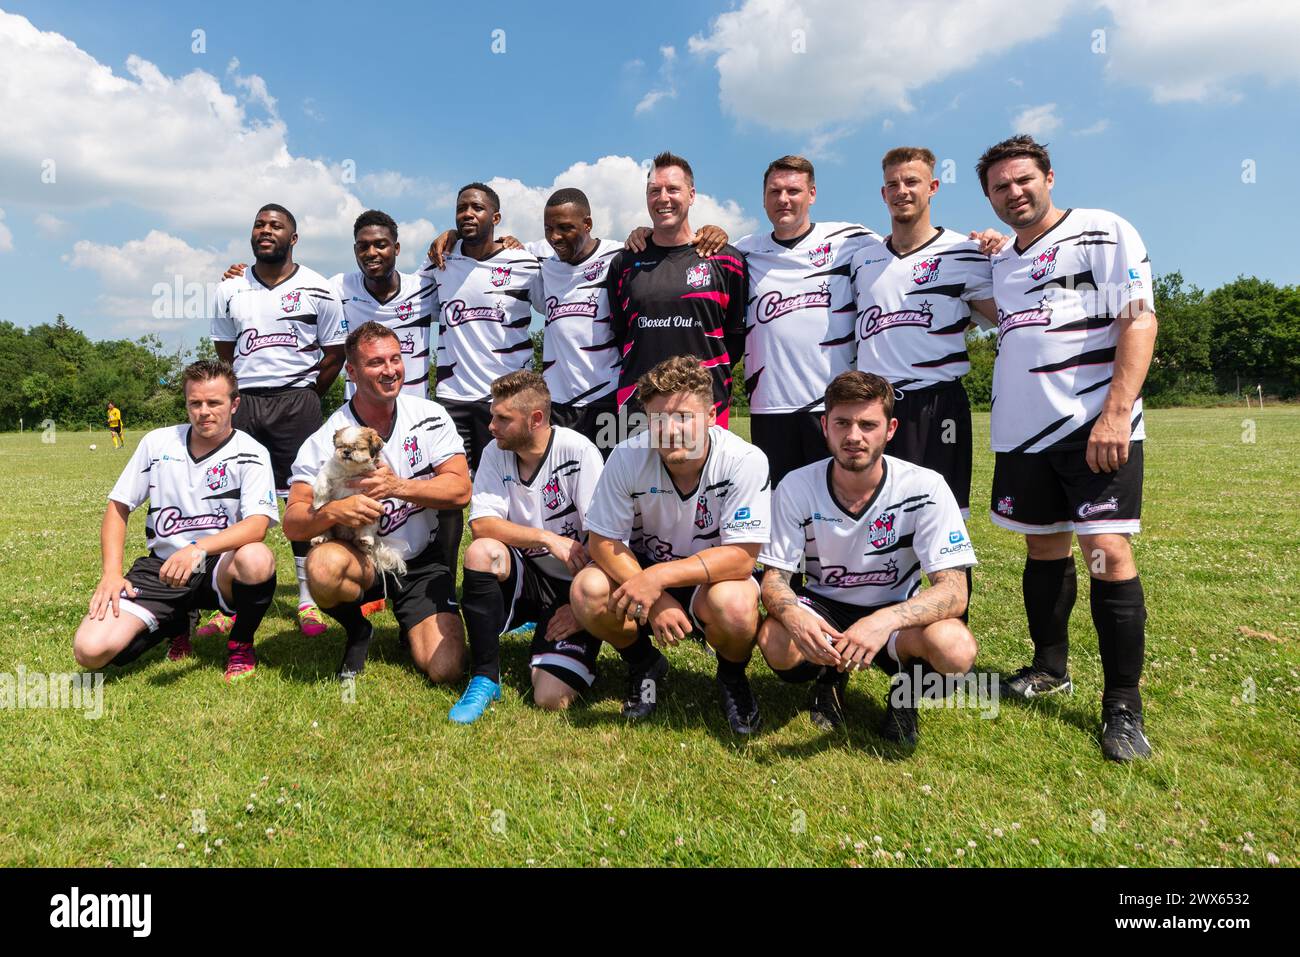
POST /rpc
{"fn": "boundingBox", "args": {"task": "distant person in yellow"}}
[106,402,124,450]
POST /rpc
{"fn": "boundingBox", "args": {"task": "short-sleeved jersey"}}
[851,228,994,391]
[734,222,878,413]
[607,241,748,417]
[420,243,541,402]
[524,239,622,405]
[333,270,437,399]
[989,208,1153,453]
[585,425,771,562]
[211,264,347,390]
[107,408,122,428]
[759,455,976,607]
[108,426,279,560]
[469,426,605,580]
[289,396,465,561]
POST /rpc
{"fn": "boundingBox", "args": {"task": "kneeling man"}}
[283,321,471,681]
[450,370,606,723]
[572,355,772,734]
[757,371,978,746]
[73,360,279,681]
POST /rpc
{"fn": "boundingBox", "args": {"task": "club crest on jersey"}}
[280,290,301,313]
[490,266,511,287]
[541,474,564,511]
[1030,245,1060,281]
[204,461,229,491]
[808,242,832,268]
[402,435,422,468]
[686,263,711,289]
[912,257,941,285]
[996,496,1015,516]
[694,494,714,529]
[395,301,414,321]
[583,259,607,282]
[867,511,897,550]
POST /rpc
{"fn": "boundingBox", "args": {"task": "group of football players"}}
[73,134,1158,762]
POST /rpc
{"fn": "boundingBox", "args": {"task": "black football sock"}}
[961,566,973,625]
[1091,575,1147,715]
[228,577,276,646]
[716,652,750,682]
[775,661,822,683]
[616,627,658,670]
[339,622,374,675]
[460,569,504,683]
[1023,556,1076,678]
[322,600,367,639]
[109,630,166,667]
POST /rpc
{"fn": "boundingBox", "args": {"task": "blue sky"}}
[0,0,1295,351]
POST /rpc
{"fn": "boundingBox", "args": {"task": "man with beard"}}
[210,204,346,639]
[449,370,605,723]
[757,371,977,746]
[571,355,772,735]
[419,183,540,571]
[977,135,1157,762]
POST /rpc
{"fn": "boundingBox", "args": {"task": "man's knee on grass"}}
[756,615,804,671]
[906,618,978,675]
[230,542,276,584]
[464,537,511,580]
[696,580,760,645]
[410,614,467,684]
[570,566,617,630]
[532,669,580,711]
[304,541,368,607]
[73,616,145,670]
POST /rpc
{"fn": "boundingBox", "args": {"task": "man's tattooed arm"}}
[883,568,969,631]
[760,566,801,624]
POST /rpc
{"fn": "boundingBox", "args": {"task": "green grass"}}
[1,409,1298,867]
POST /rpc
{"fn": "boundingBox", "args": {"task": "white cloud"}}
[34,212,68,238]
[1011,103,1063,138]
[800,126,852,161]
[689,0,1077,133]
[0,10,363,260]
[0,208,12,252]
[357,171,454,211]
[1075,119,1110,136]
[635,45,678,114]
[484,155,757,246]
[1099,0,1300,103]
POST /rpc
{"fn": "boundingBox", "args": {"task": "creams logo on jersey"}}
[808,242,832,268]
[1029,245,1060,282]
[686,263,711,289]
[445,300,507,326]
[822,558,899,588]
[755,284,832,324]
[694,494,714,529]
[583,259,607,282]
[490,266,511,287]
[545,294,599,323]
[379,499,423,536]
[912,257,941,285]
[237,328,297,356]
[280,290,301,313]
[541,474,564,511]
[858,303,933,340]
[395,301,414,321]
[867,512,897,550]
[204,461,229,491]
[996,300,1053,343]
[402,435,422,468]
[157,504,229,537]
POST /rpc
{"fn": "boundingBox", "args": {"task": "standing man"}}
[757,371,977,745]
[977,135,1157,761]
[419,183,540,570]
[210,204,347,639]
[106,401,125,450]
[452,370,606,723]
[734,156,878,485]
[607,153,748,433]
[72,360,280,681]
[571,356,772,735]
[283,321,471,682]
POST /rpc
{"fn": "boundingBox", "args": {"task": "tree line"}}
[2,272,1296,431]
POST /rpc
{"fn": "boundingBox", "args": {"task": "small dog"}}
[312,425,407,577]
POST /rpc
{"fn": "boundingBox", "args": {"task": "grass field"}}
[1,409,1298,867]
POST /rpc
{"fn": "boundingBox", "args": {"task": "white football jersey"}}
[851,228,994,390]
[524,238,622,405]
[585,426,772,562]
[734,222,879,414]
[288,395,466,561]
[469,426,605,580]
[989,208,1153,453]
[333,270,437,399]
[211,264,346,389]
[109,426,280,560]
[420,243,541,402]
[760,455,976,608]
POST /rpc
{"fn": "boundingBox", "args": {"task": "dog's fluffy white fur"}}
[311,425,407,576]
